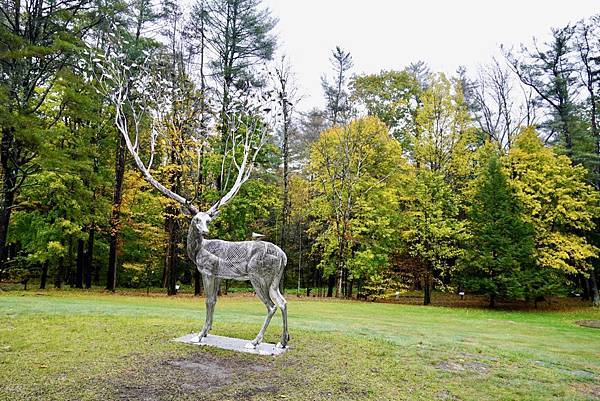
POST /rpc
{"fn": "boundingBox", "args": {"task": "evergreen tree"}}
[321,46,353,126]
[194,0,277,178]
[461,150,535,307]
[506,26,586,161]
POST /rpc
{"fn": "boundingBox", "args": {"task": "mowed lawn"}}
[0,290,599,400]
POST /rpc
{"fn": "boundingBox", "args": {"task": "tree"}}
[461,149,535,307]
[102,0,161,292]
[574,16,600,188]
[352,69,422,148]
[155,0,209,295]
[7,73,109,289]
[273,56,298,254]
[291,108,328,168]
[308,116,403,298]
[196,0,277,178]
[414,73,475,187]
[471,59,537,151]
[406,61,431,91]
[506,26,585,160]
[287,174,311,295]
[119,170,167,290]
[0,0,97,279]
[321,46,353,126]
[573,16,600,305]
[401,169,466,305]
[509,128,599,304]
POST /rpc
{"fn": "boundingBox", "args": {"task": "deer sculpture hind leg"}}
[198,274,219,341]
[269,285,289,348]
[246,278,277,349]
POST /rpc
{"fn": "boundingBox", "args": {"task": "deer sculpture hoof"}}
[245,342,257,349]
[197,331,208,342]
[276,342,286,349]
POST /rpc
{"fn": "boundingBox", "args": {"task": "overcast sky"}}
[262,0,599,111]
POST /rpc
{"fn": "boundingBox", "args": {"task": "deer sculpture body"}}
[187,211,289,348]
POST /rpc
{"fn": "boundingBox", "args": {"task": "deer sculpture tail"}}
[273,249,287,290]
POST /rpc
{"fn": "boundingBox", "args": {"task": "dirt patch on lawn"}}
[434,359,491,374]
[110,350,280,401]
[573,382,600,399]
[575,320,600,329]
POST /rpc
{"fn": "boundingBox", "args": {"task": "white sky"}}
[263,0,599,111]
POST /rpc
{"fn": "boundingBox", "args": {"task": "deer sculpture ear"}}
[209,209,221,219]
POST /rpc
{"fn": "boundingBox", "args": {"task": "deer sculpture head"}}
[189,211,215,236]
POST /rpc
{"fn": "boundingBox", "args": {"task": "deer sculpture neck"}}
[186,222,203,262]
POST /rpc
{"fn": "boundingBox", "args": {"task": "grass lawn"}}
[0,290,599,400]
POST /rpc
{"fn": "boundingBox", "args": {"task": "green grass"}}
[0,290,599,400]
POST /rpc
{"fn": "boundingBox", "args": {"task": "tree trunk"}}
[327,274,335,297]
[164,209,178,296]
[75,238,85,289]
[223,279,229,295]
[582,274,591,300]
[54,257,65,288]
[107,134,126,292]
[489,293,497,308]
[40,262,48,289]
[590,266,600,307]
[279,93,290,294]
[347,278,353,299]
[335,243,345,298]
[0,127,17,281]
[423,269,431,305]
[85,227,94,289]
[66,237,74,286]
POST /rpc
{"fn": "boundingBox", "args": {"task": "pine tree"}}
[321,46,353,126]
[461,150,535,307]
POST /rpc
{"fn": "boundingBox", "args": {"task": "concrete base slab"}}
[173,333,288,356]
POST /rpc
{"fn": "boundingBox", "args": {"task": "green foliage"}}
[460,148,536,305]
[2,1,599,304]
[308,116,405,284]
[352,69,422,146]
[119,171,167,288]
[214,178,281,241]
[401,169,466,284]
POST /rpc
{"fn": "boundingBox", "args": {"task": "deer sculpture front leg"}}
[198,274,219,341]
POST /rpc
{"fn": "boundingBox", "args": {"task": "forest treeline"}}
[0,0,599,307]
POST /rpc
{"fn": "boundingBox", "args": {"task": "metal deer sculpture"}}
[186,209,289,348]
[105,66,289,348]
